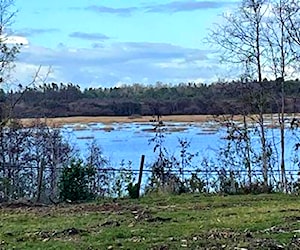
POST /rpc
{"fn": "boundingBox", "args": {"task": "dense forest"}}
[2,79,300,119]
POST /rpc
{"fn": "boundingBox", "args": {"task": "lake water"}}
[62,121,300,174]
[63,121,221,167]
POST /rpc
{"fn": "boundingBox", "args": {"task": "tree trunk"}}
[280,80,286,192]
[36,160,45,203]
[243,115,252,187]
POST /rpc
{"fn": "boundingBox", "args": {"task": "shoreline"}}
[20,113,298,127]
[20,115,216,127]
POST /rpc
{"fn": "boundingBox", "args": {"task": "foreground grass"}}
[0,194,300,249]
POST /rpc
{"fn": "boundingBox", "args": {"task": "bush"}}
[127,183,139,199]
[188,173,205,193]
[59,159,96,202]
[239,182,273,194]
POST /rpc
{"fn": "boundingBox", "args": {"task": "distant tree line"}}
[1,79,300,119]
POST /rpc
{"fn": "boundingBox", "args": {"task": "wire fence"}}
[0,162,300,203]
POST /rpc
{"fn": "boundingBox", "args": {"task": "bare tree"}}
[26,121,72,202]
[0,0,19,78]
[208,0,270,81]
[208,0,271,188]
[0,0,67,202]
[209,0,300,191]
[282,0,300,47]
[262,0,300,191]
[0,0,20,126]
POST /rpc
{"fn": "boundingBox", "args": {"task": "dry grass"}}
[20,115,216,127]
[20,113,300,127]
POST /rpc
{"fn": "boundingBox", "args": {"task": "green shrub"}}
[59,159,96,202]
[188,173,205,193]
[127,183,139,199]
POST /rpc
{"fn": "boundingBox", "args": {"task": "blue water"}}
[62,121,300,173]
[62,122,222,167]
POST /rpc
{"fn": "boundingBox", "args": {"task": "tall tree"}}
[264,0,300,191]
[0,0,20,126]
[209,0,269,81]
[209,0,300,191]
[282,0,300,47]
[208,0,271,188]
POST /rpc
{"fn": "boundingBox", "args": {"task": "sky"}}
[9,0,238,88]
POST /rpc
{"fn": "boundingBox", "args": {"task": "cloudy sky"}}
[10,0,238,88]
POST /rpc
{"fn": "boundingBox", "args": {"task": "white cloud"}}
[13,62,54,86]
[13,41,224,87]
[2,35,29,45]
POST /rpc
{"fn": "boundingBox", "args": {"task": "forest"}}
[2,78,300,118]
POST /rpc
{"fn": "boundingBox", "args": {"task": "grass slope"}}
[0,194,300,249]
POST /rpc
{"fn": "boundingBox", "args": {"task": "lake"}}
[62,120,300,175]
[63,121,221,166]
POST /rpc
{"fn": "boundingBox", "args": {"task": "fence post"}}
[137,155,145,198]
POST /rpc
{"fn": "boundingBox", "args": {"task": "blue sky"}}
[11,0,238,88]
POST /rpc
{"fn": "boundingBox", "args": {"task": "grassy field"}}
[0,194,300,249]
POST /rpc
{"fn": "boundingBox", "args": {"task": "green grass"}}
[0,193,300,249]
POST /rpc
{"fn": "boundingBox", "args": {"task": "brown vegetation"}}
[20,115,216,127]
[20,113,300,127]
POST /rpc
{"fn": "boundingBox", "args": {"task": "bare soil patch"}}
[0,201,144,217]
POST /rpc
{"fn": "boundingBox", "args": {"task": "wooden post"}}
[137,155,145,198]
